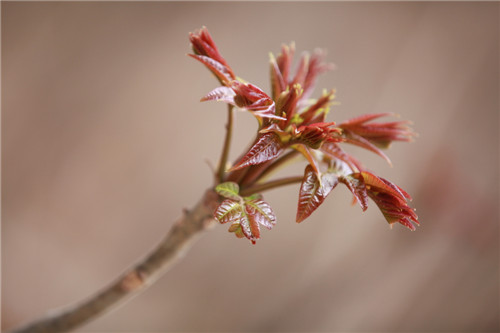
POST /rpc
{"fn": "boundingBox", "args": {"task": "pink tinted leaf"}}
[230,133,285,171]
[237,213,255,243]
[252,108,287,121]
[296,165,339,223]
[200,86,236,104]
[214,199,243,224]
[245,199,277,230]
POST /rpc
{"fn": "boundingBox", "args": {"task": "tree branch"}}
[8,189,220,333]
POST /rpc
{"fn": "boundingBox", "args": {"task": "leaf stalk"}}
[240,176,303,197]
[217,105,234,183]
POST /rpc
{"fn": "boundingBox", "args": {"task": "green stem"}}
[240,176,303,197]
[217,105,234,183]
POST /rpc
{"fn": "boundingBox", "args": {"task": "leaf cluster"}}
[190,27,419,244]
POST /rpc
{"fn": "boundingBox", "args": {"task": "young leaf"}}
[340,113,395,126]
[215,195,277,244]
[237,212,256,243]
[296,164,339,223]
[321,142,363,172]
[299,89,335,125]
[338,173,368,211]
[358,171,407,204]
[228,222,245,238]
[200,86,236,104]
[302,49,335,100]
[351,172,418,230]
[366,190,419,230]
[269,53,286,100]
[341,129,392,166]
[230,133,285,171]
[276,43,295,86]
[189,54,234,84]
[214,199,243,224]
[189,27,234,73]
[215,182,241,200]
[245,199,277,230]
[339,113,415,148]
[292,144,321,176]
[230,81,285,121]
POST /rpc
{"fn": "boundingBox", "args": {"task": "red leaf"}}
[321,142,363,172]
[292,144,321,176]
[302,49,335,100]
[299,89,335,125]
[230,81,286,121]
[342,129,392,166]
[230,133,285,171]
[366,191,419,230]
[291,53,309,88]
[293,122,340,149]
[276,43,295,86]
[189,27,232,69]
[338,173,368,211]
[231,81,270,107]
[296,165,339,223]
[340,113,394,126]
[352,172,419,230]
[270,53,286,100]
[339,113,416,148]
[189,27,235,82]
[359,171,407,204]
[189,54,234,84]
[275,84,302,126]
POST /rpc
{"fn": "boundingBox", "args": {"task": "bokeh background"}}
[2,2,498,332]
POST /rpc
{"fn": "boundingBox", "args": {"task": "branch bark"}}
[8,189,220,333]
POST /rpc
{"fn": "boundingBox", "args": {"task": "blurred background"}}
[2,2,498,332]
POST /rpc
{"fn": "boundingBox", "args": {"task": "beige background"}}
[2,2,498,332]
